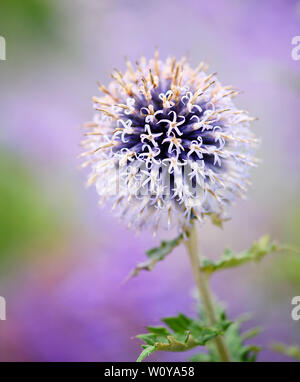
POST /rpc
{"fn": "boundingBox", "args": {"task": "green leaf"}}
[136,313,222,362]
[241,327,262,341]
[271,343,300,361]
[126,233,184,280]
[224,320,261,362]
[191,307,261,362]
[136,345,156,362]
[146,234,184,259]
[162,313,192,332]
[202,235,280,275]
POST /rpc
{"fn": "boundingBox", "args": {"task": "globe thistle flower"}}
[81,51,258,234]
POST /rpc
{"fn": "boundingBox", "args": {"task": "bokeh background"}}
[0,0,300,362]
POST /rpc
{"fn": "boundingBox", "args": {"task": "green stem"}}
[185,222,231,362]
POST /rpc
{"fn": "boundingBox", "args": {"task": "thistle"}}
[81,52,287,363]
[81,51,258,234]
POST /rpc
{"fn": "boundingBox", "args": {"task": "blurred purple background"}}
[0,0,300,361]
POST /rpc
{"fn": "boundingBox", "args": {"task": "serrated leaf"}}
[241,327,262,341]
[136,345,156,362]
[147,326,171,336]
[191,305,261,362]
[126,233,184,280]
[162,313,192,332]
[136,313,222,362]
[271,343,300,361]
[202,235,280,275]
[221,316,261,362]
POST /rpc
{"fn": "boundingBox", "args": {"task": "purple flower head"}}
[82,52,258,233]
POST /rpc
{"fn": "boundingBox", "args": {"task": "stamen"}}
[97,82,118,102]
[95,108,119,120]
[154,48,160,77]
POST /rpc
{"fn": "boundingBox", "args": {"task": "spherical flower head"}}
[81,52,258,234]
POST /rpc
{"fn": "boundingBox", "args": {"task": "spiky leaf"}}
[127,233,184,280]
[136,313,223,362]
[271,343,300,361]
[190,307,261,362]
[202,235,280,275]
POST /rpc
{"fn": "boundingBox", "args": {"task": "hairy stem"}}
[185,222,231,362]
